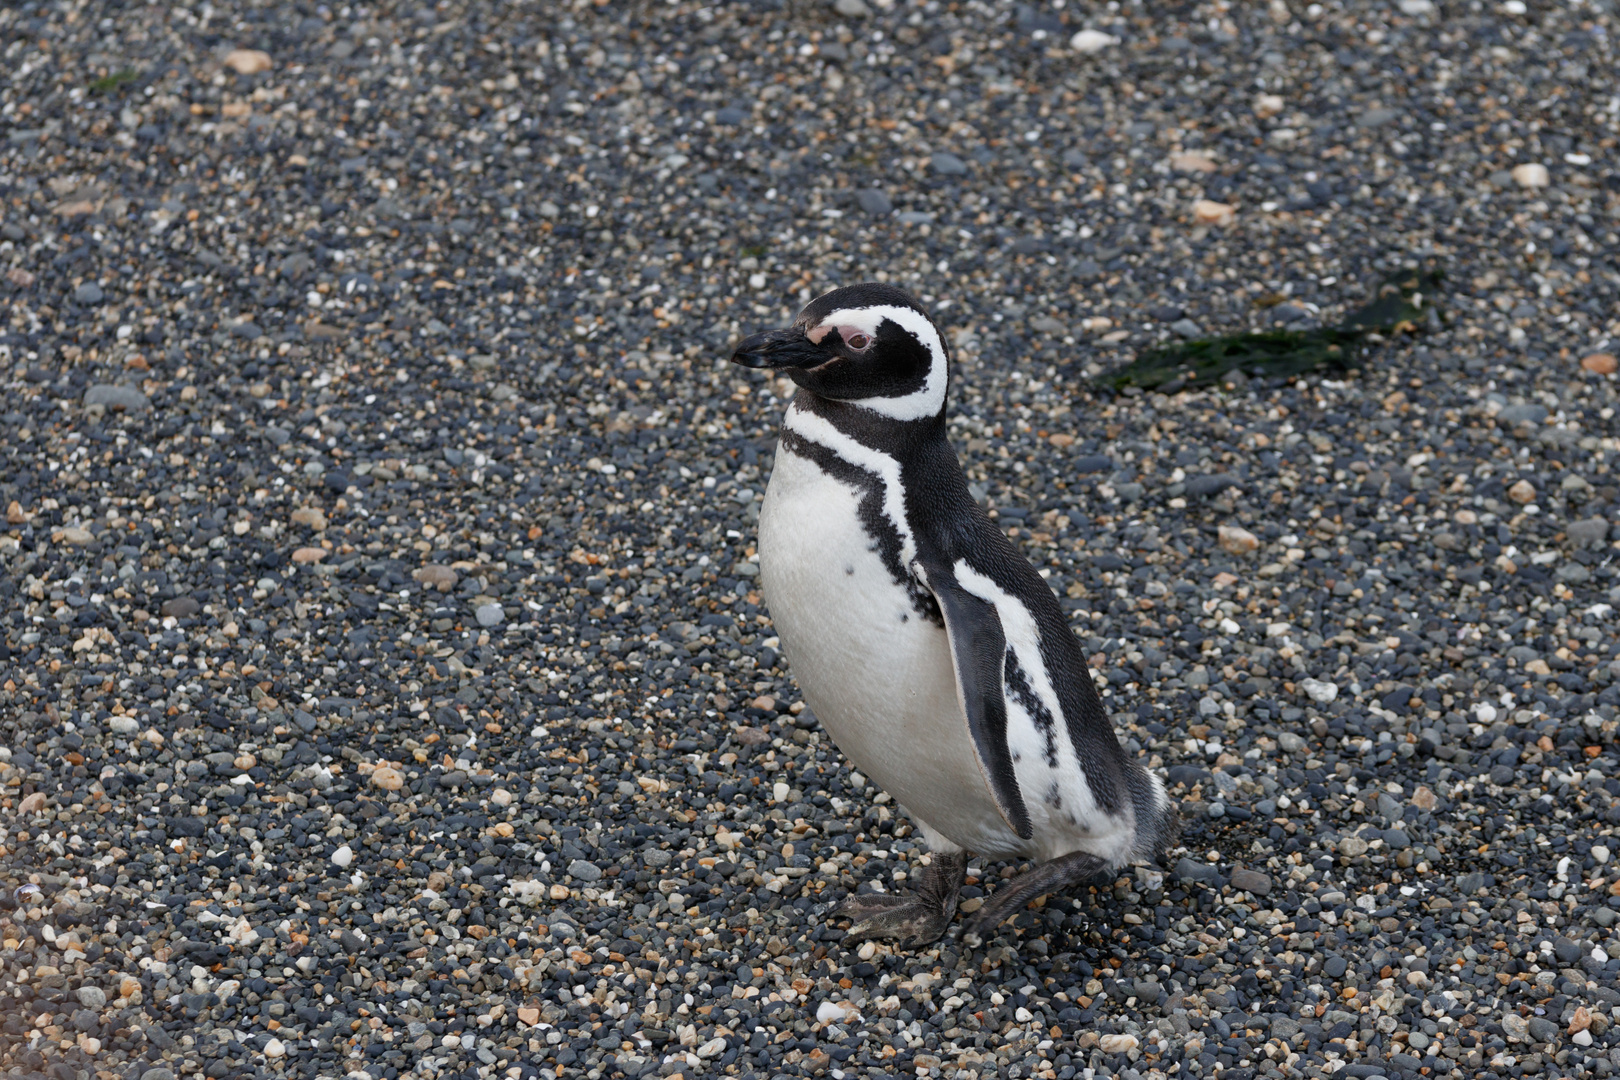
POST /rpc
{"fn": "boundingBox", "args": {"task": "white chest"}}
[758,444,1021,852]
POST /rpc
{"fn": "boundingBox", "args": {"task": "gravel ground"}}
[3,2,1620,1080]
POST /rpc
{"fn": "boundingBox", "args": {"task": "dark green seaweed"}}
[1100,266,1443,392]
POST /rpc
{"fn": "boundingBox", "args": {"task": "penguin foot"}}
[832,850,966,949]
[961,850,1110,948]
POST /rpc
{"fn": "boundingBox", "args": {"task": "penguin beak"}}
[730,327,825,370]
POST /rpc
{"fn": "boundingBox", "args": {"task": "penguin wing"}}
[912,559,1033,841]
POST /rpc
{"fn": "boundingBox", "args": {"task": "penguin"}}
[730,282,1176,947]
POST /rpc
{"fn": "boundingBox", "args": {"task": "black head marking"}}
[730,282,949,416]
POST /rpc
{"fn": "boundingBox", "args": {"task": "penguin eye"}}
[842,330,872,350]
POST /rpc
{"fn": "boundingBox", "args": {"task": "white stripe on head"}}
[781,402,916,569]
[811,304,948,421]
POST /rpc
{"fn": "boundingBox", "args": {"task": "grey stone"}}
[1568,517,1610,545]
[160,597,201,618]
[76,985,107,1009]
[1497,403,1548,424]
[83,384,151,411]
[833,0,871,16]
[1230,868,1273,895]
[1184,474,1240,497]
[1358,107,1401,129]
[567,858,604,882]
[930,152,969,176]
[1456,872,1488,894]
[1174,858,1223,885]
[476,602,505,627]
[265,425,291,446]
[74,281,105,304]
[855,189,893,216]
[1270,1016,1301,1039]
[1489,764,1515,785]
[1278,731,1306,754]
[1170,318,1204,338]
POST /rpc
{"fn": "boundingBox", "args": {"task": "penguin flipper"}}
[912,559,1033,841]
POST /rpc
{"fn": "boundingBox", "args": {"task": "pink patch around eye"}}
[805,325,834,344]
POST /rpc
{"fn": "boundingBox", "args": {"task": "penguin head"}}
[730,282,949,420]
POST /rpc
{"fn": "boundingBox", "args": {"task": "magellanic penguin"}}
[731,282,1177,947]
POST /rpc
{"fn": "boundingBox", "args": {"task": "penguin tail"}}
[1125,762,1180,865]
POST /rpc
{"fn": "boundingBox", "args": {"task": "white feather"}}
[780,402,916,569]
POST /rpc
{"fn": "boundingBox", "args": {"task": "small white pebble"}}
[331,845,354,868]
[816,1001,847,1024]
[1070,29,1119,53]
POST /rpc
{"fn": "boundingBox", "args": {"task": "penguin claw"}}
[832,894,953,949]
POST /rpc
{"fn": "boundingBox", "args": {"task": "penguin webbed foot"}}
[960,850,1110,948]
[831,850,966,950]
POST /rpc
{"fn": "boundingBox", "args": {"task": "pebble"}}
[1069,29,1119,53]
[1583,352,1618,375]
[1511,162,1551,189]
[289,507,328,530]
[415,563,459,590]
[816,1001,850,1024]
[82,384,151,411]
[330,845,354,868]
[1300,677,1339,704]
[931,152,969,176]
[291,546,328,564]
[1169,152,1219,174]
[224,48,273,74]
[1217,523,1259,554]
[1508,478,1538,503]
[370,765,405,791]
[476,602,505,627]
[1229,868,1273,895]
[855,188,893,216]
[1192,199,1235,226]
[1254,94,1286,120]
